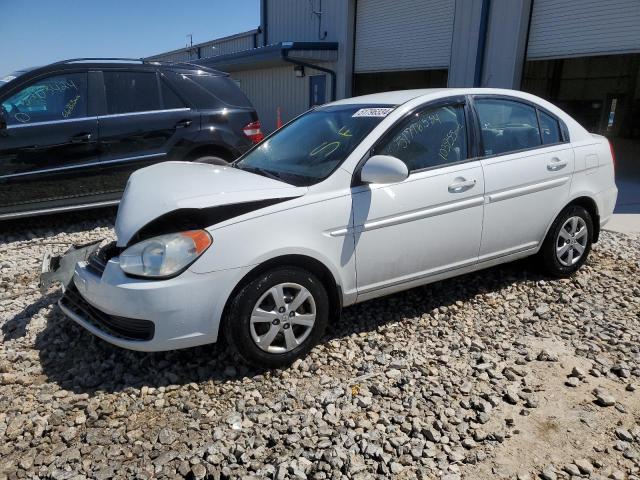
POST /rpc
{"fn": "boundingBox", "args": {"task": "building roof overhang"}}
[195,41,339,72]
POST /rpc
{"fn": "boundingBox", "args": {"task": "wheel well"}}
[221,255,343,329]
[185,144,235,162]
[567,196,600,242]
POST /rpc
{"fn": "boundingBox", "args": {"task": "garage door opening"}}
[522,54,640,212]
[353,69,448,96]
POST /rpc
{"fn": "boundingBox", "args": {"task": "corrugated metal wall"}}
[147,31,257,62]
[354,0,455,73]
[265,0,346,43]
[231,63,333,133]
[527,0,640,60]
[199,34,255,58]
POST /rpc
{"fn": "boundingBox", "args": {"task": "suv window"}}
[1,72,87,125]
[160,78,186,109]
[539,110,562,145]
[376,104,468,172]
[103,71,160,114]
[475,98,542,156]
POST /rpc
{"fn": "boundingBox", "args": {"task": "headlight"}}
[119,230,212,278]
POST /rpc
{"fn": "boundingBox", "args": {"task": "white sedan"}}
[45,88,617,367]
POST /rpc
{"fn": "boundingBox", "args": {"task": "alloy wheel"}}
[556,216,588,267]
[249,282,316,354]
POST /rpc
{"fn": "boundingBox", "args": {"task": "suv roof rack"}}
[52,57,148,65]
[51,57,204,67]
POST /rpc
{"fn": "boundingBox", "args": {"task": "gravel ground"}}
[0,211,639,480]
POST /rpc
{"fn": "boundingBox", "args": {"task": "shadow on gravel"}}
[32,256,545,395]
[2,292,59,341]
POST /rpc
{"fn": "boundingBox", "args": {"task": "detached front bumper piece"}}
[39,240,102,293]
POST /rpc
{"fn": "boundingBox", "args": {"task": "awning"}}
[195,41,339,72]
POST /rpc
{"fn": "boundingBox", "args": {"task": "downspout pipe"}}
[473,0,491,87]
[282,50,337,102]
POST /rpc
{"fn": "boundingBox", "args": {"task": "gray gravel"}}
[1,211,639,479]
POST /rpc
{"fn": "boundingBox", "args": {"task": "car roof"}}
[329,87,546,107]
[330,89,449,106]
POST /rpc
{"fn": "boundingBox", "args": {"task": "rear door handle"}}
[70,132,92,143]
[175,119,192,129]
[448,178,477,193]
[547,157,568,171]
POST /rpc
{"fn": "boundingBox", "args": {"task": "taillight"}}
[608,139,616,171]
[243,120,264,144]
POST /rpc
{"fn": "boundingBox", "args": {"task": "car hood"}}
[115,161,305,246]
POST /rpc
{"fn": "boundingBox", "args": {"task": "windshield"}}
[235,104,395,186]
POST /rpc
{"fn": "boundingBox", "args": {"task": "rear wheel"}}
[540,205,593,277]
[224,267,329,368]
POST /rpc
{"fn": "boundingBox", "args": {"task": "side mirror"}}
[0,109,6,130]
[359,155,409,185]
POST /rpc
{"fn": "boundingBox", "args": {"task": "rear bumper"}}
[597,185,618,228]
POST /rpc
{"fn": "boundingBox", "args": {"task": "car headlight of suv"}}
[119,230,212,278]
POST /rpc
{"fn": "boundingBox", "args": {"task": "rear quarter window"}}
[165,71,251,109]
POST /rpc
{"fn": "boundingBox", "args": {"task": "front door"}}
[0,71,102,214]
[352,100,485,297]
[474,97,575,260]
[96,70,197,194]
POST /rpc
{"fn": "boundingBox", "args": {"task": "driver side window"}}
[1,73,88,126]
[375,104,468,172]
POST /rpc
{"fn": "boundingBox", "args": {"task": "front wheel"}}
[540,205,593,277]
[224,267,329,368]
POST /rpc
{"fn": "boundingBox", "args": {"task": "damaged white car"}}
[42,89,617,367]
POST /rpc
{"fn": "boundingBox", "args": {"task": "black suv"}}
[0,58,263,219]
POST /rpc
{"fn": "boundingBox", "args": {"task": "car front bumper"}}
[50,249,249,352]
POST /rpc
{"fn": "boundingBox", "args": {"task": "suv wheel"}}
[224,267,329,368]
[540,205,593,277]
[194,156,229,166]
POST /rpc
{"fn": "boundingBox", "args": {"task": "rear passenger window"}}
[539,110,562,144]
[160,79,186,109]
[103,71,160,114]
[475,99,541,156]
[376,104,468,172]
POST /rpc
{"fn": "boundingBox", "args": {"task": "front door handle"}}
[547,157,568,171]
[448,178,477,193]
[175,119,192,129]
[70,132,92,143]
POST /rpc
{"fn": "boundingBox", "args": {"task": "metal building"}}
[148,0,640,210]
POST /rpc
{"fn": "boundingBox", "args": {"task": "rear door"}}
[96,69,197,194]
[474,96,575,260]
[0,70,102,215]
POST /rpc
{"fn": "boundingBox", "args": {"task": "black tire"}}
[224,267,329,368]
[193,155,229,166]
[540,205,593,277]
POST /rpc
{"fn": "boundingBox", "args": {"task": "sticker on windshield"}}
[352,108,394,118]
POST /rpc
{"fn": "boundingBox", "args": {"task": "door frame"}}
[350,95,482,188]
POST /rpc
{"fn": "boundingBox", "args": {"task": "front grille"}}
[61,284,155,341]
[86,241,120,276]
